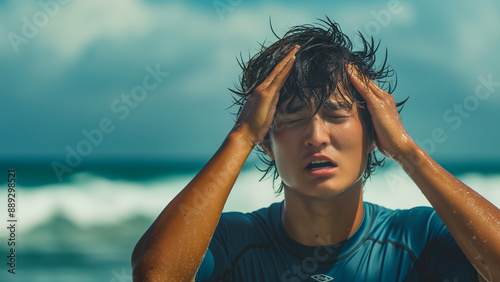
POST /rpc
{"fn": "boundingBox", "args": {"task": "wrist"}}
[228,123,258,152]
[392,142,428,175]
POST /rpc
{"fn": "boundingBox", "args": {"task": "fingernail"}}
[294,45,300,49]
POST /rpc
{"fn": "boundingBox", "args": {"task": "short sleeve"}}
[195,213,235,282]
[420,210,479,281]
[195,248,214,281]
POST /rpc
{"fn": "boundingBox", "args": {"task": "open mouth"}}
[306,160,337,171]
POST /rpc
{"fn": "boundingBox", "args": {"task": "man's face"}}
[264,90,374,199]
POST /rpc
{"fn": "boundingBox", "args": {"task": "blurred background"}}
[1,0,499,281]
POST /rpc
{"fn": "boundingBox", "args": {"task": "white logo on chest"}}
[310,274,334,281]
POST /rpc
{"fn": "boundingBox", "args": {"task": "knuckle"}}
[386,96,396,106]
[254,85,265,93]
[252,90,267,100]
[380,94,394,103]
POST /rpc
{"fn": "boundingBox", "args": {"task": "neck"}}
[281,182,365,246]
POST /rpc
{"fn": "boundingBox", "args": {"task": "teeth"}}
[307,160,336,171]
[310,160,331,165]
[311,166,330,171]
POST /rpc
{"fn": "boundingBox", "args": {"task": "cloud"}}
[0,0,315,162]
[0,0,499,164]
[384,0,500,88]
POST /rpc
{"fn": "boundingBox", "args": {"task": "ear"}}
[259,138,275,160]
[368,138,376,153]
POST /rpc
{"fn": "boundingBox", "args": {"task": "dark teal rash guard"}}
[195,202,478,281]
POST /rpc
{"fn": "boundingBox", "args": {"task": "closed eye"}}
[327,115,348,119]
[324,114,350,124]
[275,113,306,124]
[323,107,351,121]
[283,118,303,124]
[276,118,305,128]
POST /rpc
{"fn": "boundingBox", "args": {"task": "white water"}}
[3,166,500,234]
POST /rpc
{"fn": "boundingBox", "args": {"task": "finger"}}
[346,65,379,104]
[267,54,297,94]
[260,45,300,89]
[367,79,390,100]
[347,65,390,100]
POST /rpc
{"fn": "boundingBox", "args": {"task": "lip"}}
[303,154,338,177]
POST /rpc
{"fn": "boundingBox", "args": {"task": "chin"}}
[315,177,363,197]
[286,180,354,199]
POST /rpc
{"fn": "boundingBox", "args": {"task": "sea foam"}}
[4,166,500,234]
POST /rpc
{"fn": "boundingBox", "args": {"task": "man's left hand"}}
[347,65,416,159]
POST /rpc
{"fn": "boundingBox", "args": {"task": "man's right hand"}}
[233,45,300,147]
[132,45,299,282]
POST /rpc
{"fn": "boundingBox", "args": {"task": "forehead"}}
[277,88,354,114]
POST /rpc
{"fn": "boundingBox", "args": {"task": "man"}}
[132,18,500,281]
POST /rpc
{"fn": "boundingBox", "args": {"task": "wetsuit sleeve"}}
[195,214,234,282]
[420,210,479,281]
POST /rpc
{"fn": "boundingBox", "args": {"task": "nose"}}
[304,115,330,148]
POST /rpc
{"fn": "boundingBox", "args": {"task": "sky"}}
[1,0,500,170]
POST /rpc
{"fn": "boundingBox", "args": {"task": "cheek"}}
[269,129,296,154]
[352,124,372,172]
[331,121,364,147]
[332,121,369,164]
[269,132,297,180]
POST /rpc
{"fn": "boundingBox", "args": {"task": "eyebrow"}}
[323,100,351,111]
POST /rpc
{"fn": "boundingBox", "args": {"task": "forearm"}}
[395,144,500,281]
[132,128,254,281]
[131,45,299,281]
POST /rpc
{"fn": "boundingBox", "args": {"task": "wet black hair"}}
[230,16,407,194]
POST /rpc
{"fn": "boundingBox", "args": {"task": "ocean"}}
[1,161,499,282]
